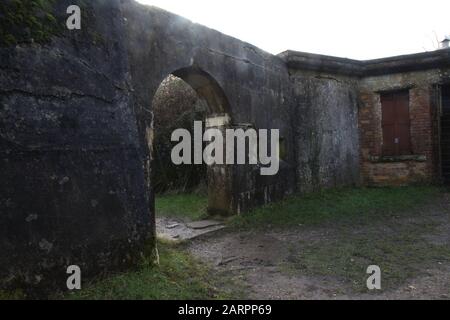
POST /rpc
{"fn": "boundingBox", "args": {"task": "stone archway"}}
[151,67,234,216]
[0,0,296,293]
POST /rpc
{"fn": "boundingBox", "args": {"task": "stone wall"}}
[288,70,361,192]
[0,0,296,295]
[1,0,449,297]
[121,1,297,214]
[282,49,450,189]
[0,0,154,295]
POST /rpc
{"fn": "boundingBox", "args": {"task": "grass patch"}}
[156,193,208,221]
[265,186,450,293]
[0,289,26,300]
[295,226,448,287]
[230,186,442,229]
[285,222,450,292]
[66,240,237,300]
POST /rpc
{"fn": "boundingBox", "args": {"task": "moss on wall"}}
[0,0,60,46]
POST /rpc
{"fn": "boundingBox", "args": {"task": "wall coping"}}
[278,48,450,77]
[369,155,428,163]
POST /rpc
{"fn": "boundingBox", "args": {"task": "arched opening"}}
[151,67,233,235]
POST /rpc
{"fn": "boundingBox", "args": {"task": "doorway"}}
[441,85,450,184]
[151,67,234,240]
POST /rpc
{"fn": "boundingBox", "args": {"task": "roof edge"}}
[279,48,450,77]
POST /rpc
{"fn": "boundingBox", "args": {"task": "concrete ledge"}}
[369,155,427,163]
[279,48,450,77]
[278,50,363,76]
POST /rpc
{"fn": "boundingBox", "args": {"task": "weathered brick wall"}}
[358,69,448,186]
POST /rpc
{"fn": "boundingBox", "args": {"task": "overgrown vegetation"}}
[156,193,208,221]
[0,0,60,46]
[230,186,441,229]
[152,75,207,194]
[65,240,238,300]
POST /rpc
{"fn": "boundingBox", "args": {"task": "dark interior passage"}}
[441,85,450,184]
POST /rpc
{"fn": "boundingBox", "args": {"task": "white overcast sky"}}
[136,0,449,60]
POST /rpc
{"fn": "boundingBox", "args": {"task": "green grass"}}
[65,240,237,300]
[230,186,450,293]
[0,289,26,300]
[156,193,208,221]
[261,186,450,293]
[230,186,442,229]
[285,223,450,292]
[6,186,446,299]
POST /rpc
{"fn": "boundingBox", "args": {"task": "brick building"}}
[281,47,450,187]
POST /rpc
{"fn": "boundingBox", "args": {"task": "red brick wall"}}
[358,71,440,186]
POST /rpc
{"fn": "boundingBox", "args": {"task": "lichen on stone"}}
[0,0,60,46]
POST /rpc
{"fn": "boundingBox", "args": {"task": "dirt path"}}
[156,217,225,241]
[186,194,450,299]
